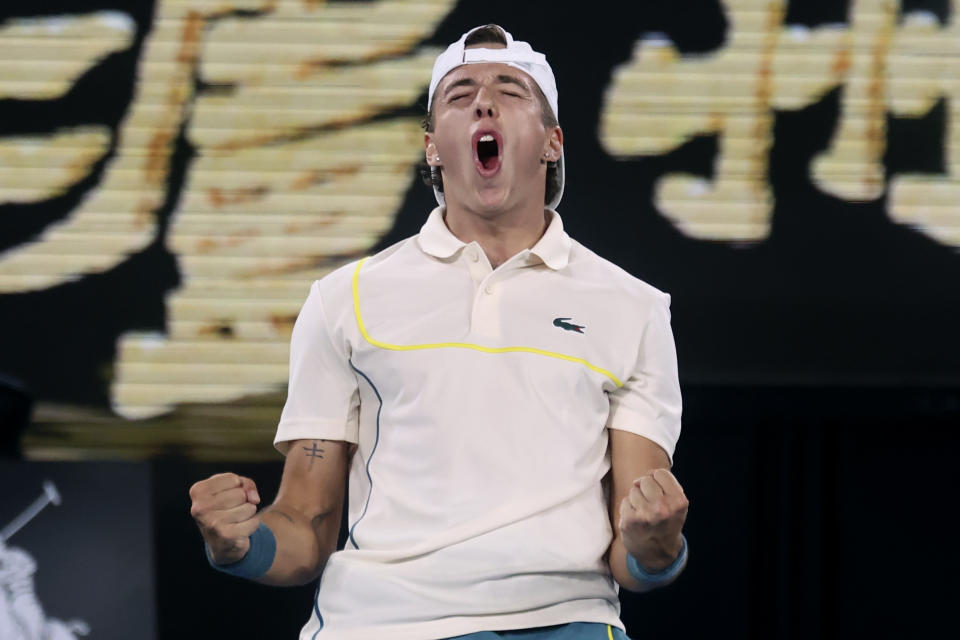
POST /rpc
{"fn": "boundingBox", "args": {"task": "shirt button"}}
[484,284,494,295]
[471,251,480,263]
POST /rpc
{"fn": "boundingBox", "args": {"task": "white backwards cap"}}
[427,24,565,209]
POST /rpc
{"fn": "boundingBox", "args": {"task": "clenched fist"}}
[189,473,262,565]
[618,468,689,572]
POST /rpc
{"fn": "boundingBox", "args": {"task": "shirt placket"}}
[465,245,533,338]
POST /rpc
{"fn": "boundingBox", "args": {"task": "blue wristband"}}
[625,534,688,589]
[206,523,277,580]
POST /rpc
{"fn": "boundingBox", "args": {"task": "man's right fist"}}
[189,473,262,565]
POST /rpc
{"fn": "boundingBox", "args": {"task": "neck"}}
[444,198,550,269]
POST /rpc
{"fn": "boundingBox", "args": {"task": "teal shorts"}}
[446,622,632,639]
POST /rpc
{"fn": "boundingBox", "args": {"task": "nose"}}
[474,86,498,120]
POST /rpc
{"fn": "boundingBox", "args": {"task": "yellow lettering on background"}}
[0,12,134,100]
[0,12,133,288]
[602,0,787,241]
[602,0,960,246]
[5,0,958,423]
[0,2,277,293]
[887,5,960,246]
[811,0,896,201]
[110,0,455,419]
[0,129,110,206]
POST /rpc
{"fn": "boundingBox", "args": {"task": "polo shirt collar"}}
[417,207,572,270]
[417,207,466,259]
[530,208,572,270]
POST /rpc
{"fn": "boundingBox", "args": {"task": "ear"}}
[424,135,441,167]
[542,126,563,162]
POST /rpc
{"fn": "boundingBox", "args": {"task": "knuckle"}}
[215,472,240,486]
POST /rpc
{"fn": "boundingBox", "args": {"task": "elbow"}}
[288,563,325,586]
[611,563,647,594]
[608,541,644,593]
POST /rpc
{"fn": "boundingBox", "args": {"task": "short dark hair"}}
[420,25,561,206]
[465,24,508,48]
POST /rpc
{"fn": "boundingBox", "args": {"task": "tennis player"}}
[189,24,689,640]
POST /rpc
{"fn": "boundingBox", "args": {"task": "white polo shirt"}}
[275,207,682,640]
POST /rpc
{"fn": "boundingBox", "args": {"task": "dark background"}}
[0,462,156,638]
[1,0,958,638]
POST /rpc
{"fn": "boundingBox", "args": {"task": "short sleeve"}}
[274,280,360,454]
[605,293,682,464]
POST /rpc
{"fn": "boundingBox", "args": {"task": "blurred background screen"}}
[1,0,958,453]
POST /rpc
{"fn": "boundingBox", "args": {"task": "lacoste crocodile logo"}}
[553,317,585,334]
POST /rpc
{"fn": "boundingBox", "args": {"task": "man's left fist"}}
[618,468,689,572]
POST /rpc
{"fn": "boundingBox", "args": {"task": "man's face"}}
[426,57,561,215]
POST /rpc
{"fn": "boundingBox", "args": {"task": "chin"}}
[471,186,512,213]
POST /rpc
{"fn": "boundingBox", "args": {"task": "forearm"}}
[196,444,350,586]
[256,503,340,586]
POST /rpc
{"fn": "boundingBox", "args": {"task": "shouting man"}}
[190,24,689,640]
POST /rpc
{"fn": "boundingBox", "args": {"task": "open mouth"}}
[473,130,502,176]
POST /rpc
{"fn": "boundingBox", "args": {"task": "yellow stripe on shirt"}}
[351,257,624,387]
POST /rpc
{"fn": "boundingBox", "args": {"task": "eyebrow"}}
[443,77,477,98]
[495,74,530,92]
[443,74,531,98]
